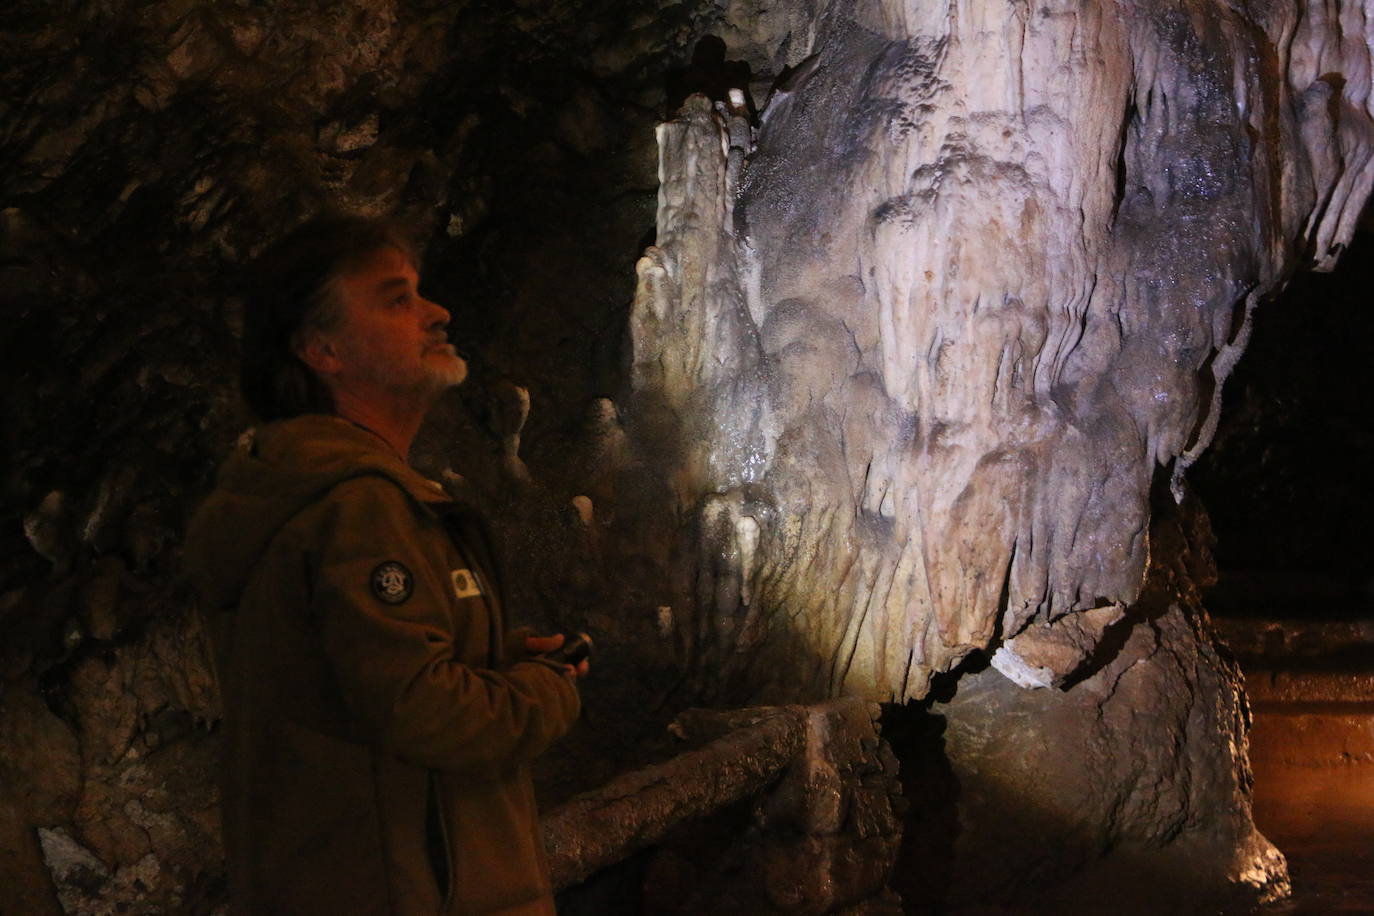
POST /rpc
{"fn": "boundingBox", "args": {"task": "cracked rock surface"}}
[925,500,1289,911]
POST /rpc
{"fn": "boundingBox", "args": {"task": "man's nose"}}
[422,297,450,328]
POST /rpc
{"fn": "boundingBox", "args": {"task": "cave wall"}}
[926,495,1288,911]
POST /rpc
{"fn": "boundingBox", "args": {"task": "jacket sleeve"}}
[308,476,580,779]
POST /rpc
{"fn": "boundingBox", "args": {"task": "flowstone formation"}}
[618,0,1374,903]
[630,0,1374,702]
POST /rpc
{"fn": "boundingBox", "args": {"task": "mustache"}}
[425,336,470,360]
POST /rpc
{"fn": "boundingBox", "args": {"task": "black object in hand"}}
[546,632,594,666]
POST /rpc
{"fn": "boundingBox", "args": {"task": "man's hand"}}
[524,633,590,679]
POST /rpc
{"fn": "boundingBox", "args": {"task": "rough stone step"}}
[1245,669,1374,705]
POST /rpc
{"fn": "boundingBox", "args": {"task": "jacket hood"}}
[184,414,451,612]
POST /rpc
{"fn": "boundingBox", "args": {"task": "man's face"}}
[312,245,468,400]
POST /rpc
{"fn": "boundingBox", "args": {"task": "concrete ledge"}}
[541,696,898,903]
[1245,669,1374,705]
[1249,708,1374,767]
[542,707,806,889]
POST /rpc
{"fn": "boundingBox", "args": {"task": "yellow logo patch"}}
[451,568,482,599]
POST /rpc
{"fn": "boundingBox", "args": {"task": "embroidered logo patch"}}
[371,561,413,604]
[451,568,482,599]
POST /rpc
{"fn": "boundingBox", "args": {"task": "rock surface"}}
[927,503,1288,911]
[1227,612,1374,912]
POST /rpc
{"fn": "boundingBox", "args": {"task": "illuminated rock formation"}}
[629,0,1374,704]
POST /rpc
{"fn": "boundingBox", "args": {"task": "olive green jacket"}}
[185,415,579,915]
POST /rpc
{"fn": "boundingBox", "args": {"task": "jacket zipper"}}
[429,770,454,910]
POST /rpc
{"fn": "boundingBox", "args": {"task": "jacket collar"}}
[250,413,454,511]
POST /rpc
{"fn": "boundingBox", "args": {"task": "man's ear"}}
[294,328,342,377]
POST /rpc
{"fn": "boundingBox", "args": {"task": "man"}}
[185,213,584,915]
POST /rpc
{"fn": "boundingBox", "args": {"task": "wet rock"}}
[38,825,168,916]
[37,827,110,894]
[23,492,73,573]
[76,557,125,642]
[619,1,1371,884]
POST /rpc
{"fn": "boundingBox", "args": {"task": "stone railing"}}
[543,698,904,913]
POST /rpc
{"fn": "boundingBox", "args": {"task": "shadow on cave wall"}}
[1192,227,1374,620]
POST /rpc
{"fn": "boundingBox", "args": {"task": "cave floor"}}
[1217,615,1374,915]
[1250,752,1374,914]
